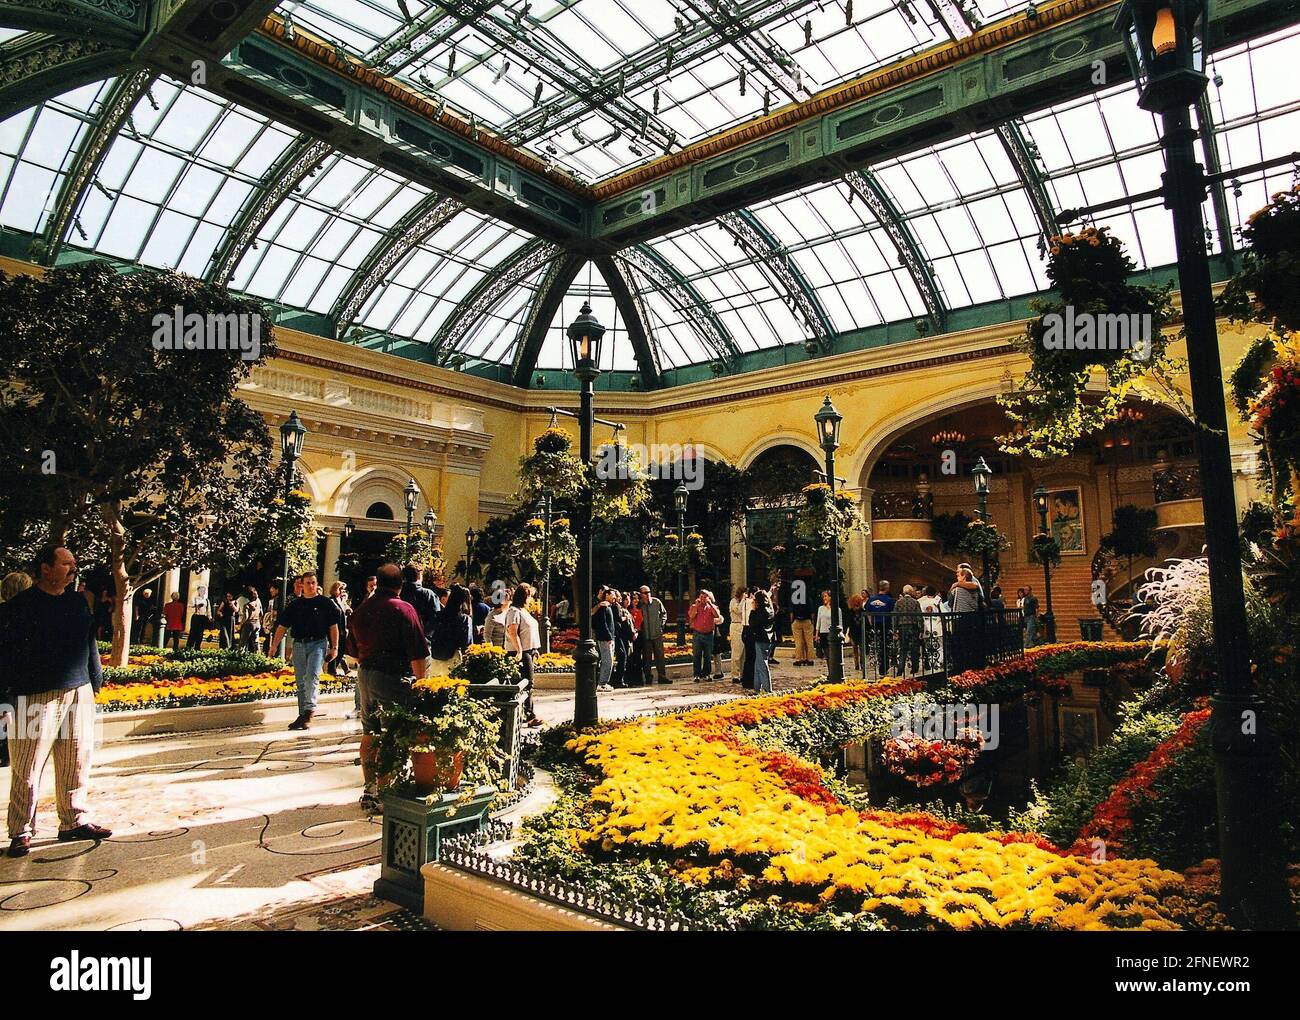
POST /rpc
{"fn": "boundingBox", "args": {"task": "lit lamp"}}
[1032,486,1056,644]
[1115,0,1287,928]
[814,395,845,683]
[567,300,605,729]
[403,478,419,560]
[274,410,307,658]
[674,481,689,647]
[423,507,436,534]
[343,517,355,542]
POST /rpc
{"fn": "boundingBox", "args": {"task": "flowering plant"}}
[1220,183,1300,332]
[510,515,579,579]
[795,482,865,546]
[450,643,523,686]
[642,530,708,586]
[957,518,1010,561]
[884,728,984,787]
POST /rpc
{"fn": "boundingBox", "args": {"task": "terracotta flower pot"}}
[411,748,465,794]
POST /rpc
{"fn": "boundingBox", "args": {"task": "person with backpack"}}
[428,584,473,675]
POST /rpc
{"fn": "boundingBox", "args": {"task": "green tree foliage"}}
[0,262,283,665]
[1100,504,1159,590]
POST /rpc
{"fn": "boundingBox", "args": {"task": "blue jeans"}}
[753,639,773,693]
[692,631,714,677]
[293,638,327,715]
[1025,614,1038,646]
[597,640,613,685]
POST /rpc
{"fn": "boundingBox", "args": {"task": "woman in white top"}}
[728,585,750,680]
[916,584,946,671]
[505,583,544,727]
[815,590,833,660]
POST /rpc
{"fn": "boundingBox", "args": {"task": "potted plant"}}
[374,684,501,796]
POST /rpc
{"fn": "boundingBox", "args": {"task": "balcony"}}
[1153,465,1204,530]
[870,490,935,543]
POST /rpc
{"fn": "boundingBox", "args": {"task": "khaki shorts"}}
[356,666,413,731]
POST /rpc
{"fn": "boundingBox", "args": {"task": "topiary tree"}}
[0,262,284,666]
[1100,504,1159,593]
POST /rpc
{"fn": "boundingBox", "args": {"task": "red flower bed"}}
[1069,706,1212,857]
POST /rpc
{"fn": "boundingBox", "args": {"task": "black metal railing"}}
[850,608,1025,683]
[1153,464,1202,503]
[871,490,934,520]
[439,831,724,931]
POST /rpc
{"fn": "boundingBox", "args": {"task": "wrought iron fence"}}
[850,607,1025,683]
[439,832,725,931]
[1153,464,1202,502]
[871,490,934,520]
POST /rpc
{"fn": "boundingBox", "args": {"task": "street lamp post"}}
[1114,0,1288,928]
[674,482,689,648]
[403,479,419,561]
[539,489,553,654]
[465,526,477,579]
[567,301,605,729]
[277,410,307,660]
[1032,487,1057,644]
[814,396,845,683]
[423,508,437,577]
[972,456,992,589]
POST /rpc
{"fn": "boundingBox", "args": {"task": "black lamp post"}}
[814,396,845,683]
[567,300,604,729]
[423,507,437,574]
[277,410,307,659]
[674,481,689,647]
[1115,0,1288,928]
[1032,486,1057,644]
[465,526,478,579]
[972,456,992,589]
[539,489,553,654]
[403,478,419,561]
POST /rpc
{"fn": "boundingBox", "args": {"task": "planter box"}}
[96,691,354,742]
[421,863,627,931]
[374,785,496,912]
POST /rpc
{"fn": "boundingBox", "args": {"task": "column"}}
[730,521,747,589]
[322,529,341,593]
[184,568,210,629]
[845,486,874,596]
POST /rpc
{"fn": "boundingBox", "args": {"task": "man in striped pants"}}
[2,545,111,858]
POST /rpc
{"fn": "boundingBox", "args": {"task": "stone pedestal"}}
[466,682,526,790]
[374,784,496,912]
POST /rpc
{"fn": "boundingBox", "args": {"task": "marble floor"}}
[0,661,827,931]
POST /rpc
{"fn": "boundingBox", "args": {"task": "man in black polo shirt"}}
[2,545,111,857]
[270,570,340,731]
[400,564,440,648]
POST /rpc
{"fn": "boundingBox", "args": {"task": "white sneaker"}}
[597,683,613,692]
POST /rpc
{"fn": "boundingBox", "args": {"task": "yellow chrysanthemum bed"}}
[562,681,1193,931]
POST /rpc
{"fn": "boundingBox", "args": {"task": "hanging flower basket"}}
[957,519,1010,561]
[795,483,865,546]
[1220,184,1300,332]
[510,516,579,578]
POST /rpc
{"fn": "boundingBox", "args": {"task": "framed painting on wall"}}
[1058,705,1100,766]
[1046,486,1085,554]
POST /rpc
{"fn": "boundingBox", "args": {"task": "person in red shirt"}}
[688,589,724,682]
[347,563,429,815]
[162,592,185,653]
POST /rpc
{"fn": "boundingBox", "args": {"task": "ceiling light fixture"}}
[534,80,544,104]
[493,58,511,84]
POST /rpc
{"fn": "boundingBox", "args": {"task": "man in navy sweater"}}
[2,546,111,857]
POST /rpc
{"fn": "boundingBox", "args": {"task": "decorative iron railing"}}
[853,607,1025,683]
[439,832,725,931]
[1153,465,1202,503]
[871,490,934,520]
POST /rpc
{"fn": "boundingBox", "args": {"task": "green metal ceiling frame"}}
[717,208,837,352]
[618,244,741,367]
[1195,93,1237,267]
[329,191,465,333]
[510,250,586,386]
[591,252,664,390]
[36,68,154,266]
[0,31,134,122]
[206,133,333,286]
[428,237,560,363]
[994,119,1059,245]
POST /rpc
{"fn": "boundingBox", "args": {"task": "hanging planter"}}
[794,483,866,546]
[1220,183,1300,332]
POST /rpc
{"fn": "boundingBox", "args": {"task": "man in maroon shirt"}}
[347,563,429,815]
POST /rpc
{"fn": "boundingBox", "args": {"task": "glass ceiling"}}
[1,6,1297,380]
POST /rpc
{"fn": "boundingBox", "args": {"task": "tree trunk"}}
[103,501,133,668]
